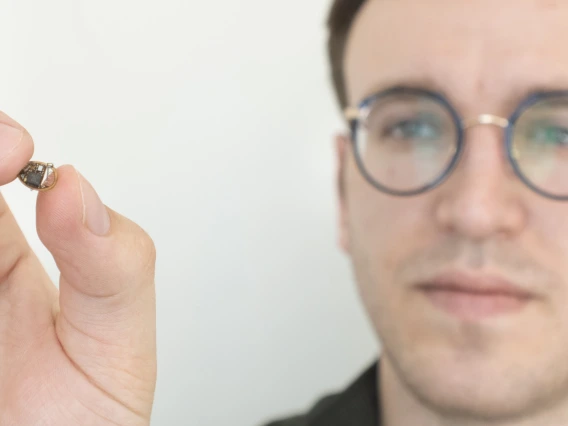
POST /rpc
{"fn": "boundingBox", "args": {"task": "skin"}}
[337,0,568,425]
[0,111,156,424]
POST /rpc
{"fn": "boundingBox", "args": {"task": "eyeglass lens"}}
[356,92,568,198]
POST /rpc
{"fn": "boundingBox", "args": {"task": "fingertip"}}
[0,128,34,183]
[36,164,84,247]
[75,169,111,236]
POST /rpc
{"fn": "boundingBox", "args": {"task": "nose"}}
[434,123,526,241]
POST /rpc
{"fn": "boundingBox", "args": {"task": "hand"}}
[0,112,157,425]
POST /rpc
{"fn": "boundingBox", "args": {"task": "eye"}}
[383,118,442,141]
[527,125,568,146]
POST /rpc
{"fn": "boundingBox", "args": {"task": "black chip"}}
[26,172,43,188]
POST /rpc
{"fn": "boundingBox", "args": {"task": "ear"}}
[335,133,351,254]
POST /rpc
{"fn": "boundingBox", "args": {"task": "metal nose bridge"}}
[462,114,510,130]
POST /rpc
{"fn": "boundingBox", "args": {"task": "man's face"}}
[338,0,568,418]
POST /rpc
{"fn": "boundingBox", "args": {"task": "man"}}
[267,0,568,425]
[0,118,156,420]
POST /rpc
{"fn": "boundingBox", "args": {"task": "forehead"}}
[344,0,568,112]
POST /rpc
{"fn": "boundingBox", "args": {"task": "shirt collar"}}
[310,360,381,426]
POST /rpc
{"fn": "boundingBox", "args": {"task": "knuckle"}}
[0,200,30,286]
[0,251,28,287]
[0,201,9,222]
[135,228,157,271]
[118,224,156,276]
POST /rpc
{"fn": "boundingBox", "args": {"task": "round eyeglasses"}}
[344,86,568,200]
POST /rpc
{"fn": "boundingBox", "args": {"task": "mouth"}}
[417,270,536,321]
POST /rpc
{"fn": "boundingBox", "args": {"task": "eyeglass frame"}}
[344,86,568,201]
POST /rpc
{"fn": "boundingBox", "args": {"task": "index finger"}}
[0,112,34,184]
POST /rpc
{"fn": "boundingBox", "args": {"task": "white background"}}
[0,0,378,424]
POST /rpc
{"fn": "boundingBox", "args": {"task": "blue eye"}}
[528,125,568,146]
[385,119,442,141]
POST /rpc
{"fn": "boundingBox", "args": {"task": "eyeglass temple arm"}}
[344,107,362,122]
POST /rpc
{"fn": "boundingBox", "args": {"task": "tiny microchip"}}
[25,171,44,188]
[18,161,58,191]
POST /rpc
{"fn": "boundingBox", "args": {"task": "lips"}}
[417,270,535,320]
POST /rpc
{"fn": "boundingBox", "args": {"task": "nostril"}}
[434,178,527,240]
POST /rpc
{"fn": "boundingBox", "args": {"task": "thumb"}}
[36,165,157,417]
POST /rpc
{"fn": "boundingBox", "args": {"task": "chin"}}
[383,341,568,422]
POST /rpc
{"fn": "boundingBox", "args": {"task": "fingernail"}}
[0,123,23,161]
[76,169,111,236]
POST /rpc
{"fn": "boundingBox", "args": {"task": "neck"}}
[379,355,568,426]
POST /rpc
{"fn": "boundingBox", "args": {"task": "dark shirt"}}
[263,361,381,426]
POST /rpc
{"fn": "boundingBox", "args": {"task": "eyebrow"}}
[359,76,448,103]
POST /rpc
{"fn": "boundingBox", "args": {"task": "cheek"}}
[345,159,434,298]
[347,190,435,348]
[528,204,568,289]
[347,160,432,258]
[534,206,568,252]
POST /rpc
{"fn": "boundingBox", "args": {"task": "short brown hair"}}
[327,0,368,110]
